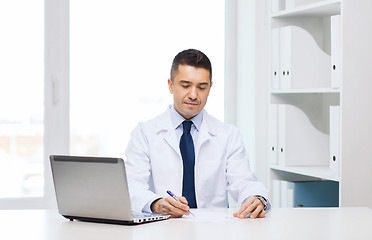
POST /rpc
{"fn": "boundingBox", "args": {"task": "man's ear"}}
[168,78,174,94]
[206,81,213,96]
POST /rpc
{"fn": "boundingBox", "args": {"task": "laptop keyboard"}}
[131,211,170,223]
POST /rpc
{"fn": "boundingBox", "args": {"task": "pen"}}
[166,190,195,216]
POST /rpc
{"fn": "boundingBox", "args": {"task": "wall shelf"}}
[270,165,339,182]
[271,88,340,94]
[272,0,341,18]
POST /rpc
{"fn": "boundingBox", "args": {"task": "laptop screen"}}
[50,155,134,222]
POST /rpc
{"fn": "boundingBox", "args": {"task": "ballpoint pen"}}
[166,190,195,216]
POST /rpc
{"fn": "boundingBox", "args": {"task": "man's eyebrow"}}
[179,80,191,84]
[179,80,210,86]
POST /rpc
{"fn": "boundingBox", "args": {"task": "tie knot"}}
[182,120,193,134]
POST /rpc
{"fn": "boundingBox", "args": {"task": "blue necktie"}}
[180,120,197,208]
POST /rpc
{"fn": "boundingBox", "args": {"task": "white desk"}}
[1,208,371,240]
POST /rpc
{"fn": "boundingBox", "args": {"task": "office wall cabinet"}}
[273,25,331,89]
[268,0,372,208]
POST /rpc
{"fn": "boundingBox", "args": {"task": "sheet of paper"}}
[181,210,239,223]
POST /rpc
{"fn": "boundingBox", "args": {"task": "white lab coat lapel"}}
[162,130,180,157]
[195,111,216,162]
[194,111,218,206]
[157,108,181,157]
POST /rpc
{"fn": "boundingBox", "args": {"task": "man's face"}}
[168,64,212,120]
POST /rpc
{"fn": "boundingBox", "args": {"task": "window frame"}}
[0,0,227,209]
[0,0,69,209]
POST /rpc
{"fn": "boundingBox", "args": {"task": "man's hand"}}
[151,196,190,218]
[233,196,267,219]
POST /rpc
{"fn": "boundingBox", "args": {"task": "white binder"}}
[331,15,341,89]
[280,180,294,208]
[278,104,329,166]
[280,180,288,208]
[278,104,287,166]
[271,0,285,12]
[330,106,340,178]
[272,179,281,208]
[285,0,322,9]
[279,26,331,89]
[272,28,280,89]
[269,104,278,165]
[285,0,296,9]
[279,26,291,89]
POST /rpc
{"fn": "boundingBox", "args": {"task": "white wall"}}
[341,0,372,207]
[225,0,269,186]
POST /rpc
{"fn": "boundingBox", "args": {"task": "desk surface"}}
[1,208,372,240]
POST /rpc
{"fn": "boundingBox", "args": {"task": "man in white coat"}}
[125,49,269,219]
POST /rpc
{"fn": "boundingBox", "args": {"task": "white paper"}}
[181,210,238,223]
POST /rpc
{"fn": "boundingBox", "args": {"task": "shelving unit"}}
[270,165,339,182]
[271,0,340,18]
[268,0,372,208]
[271,88,340,94]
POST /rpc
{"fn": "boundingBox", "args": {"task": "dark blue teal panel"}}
[293,181,339,207]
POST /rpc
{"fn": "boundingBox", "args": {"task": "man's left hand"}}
[233,196,266,219]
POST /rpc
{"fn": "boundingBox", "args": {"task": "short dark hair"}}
[170,49,212,81]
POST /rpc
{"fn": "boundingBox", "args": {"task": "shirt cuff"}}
[254,195,270,211]
[243,195,271,211]
[142,197,163,213]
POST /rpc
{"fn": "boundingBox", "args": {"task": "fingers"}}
[168,196,190,212]
[158,196,190,218]
[249,204,265,219]
[178,196,188,205]
[233,197,254,218]
[233,196,266,219]
[258,209,267,218]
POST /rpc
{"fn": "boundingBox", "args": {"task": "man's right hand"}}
[151,196,190,218]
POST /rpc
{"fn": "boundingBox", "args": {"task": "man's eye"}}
[182,85,189,88]
[199,87,206,90]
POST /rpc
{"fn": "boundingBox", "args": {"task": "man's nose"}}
[188,87,197,100]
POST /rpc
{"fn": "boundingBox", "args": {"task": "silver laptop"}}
[50,155,170,225]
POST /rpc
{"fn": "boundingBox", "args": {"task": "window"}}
[0,0,44,198]
[70,0,225,157]
[0,0,224,208]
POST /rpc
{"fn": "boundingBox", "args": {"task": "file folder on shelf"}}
[269,104,279,165]
[271,180,294,208]
[271,0,285,13]
[272,179,281,208]
[330,106,340,178]
[279,26,291,89]
[285,0,324,10]
[281,180,294,208]
[331,15,341,89]
[279,26,331,89]
[277,104,287,166]
[278,104,329,166]
[271,28,280,89]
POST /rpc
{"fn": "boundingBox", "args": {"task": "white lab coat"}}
[125,106,269,212]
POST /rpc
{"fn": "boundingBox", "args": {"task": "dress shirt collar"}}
[170,105,203,131]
